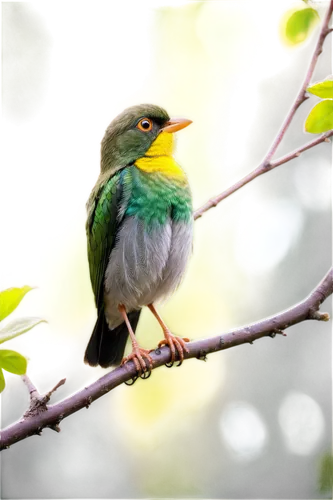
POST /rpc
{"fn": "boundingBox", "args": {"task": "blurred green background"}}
[1,1,331,498]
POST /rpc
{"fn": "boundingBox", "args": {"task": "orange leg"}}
[118,304,153,378]
[148,303,190,367]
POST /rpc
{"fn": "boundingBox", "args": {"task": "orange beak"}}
[161,117,192,133]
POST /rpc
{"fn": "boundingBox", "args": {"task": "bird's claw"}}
[124,375,138,386]
[157,333,190,367]
[140,370,151,380]
[121,347,153,383]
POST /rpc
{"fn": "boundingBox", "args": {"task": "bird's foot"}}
[156,332,190,367]
[121,347,153,381]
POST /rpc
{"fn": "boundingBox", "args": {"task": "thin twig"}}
[194,131,333,220]
[264,0,333,163]
[194,1,333,221]
[0,268,332,450]
[21,374,39,398]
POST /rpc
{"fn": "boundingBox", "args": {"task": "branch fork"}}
[21,375,67,420]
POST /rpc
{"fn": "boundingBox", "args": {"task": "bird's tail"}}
[84,307,141,368]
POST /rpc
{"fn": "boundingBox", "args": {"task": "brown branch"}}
[265,1,333,162]
[194,130,333,220]
[1,268,332,451]
[21,374,66,421]
[194,0,333,221]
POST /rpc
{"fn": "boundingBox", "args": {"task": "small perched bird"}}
[84,104,193,376]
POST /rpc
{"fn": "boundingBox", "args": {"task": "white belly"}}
[104,216,193,329]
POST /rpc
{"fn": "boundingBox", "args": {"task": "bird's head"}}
[100,104,192,173]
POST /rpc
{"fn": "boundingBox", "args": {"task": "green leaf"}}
[285,8,320,45]
[0,317,46,344]
[318,453,333,493]
[0,286,35,322]
[0,367,5,392]
[0,339,33,364]
[0,349,27,375]
[305,99,333,133]
[307,80,333,99]
[287,8,319,43]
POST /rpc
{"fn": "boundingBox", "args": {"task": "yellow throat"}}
[135,132,186,179]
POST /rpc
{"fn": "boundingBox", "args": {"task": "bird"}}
[84,104,193,377]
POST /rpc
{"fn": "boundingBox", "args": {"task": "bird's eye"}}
[137,118,153,132]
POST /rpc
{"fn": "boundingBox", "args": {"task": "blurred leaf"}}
[307,80,333,98]
[0,317,46,344]
[0,367,5,392]
[0,1,54,125]
[0,349,27,375]
[314,446,332,498]
[277,0,321,54]
[0,286,35,322]
[305,99,333,133]
[0,339,33,364]
[288,7,319,42]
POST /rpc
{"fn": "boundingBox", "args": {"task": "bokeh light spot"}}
[221,404,267,460]
[280,394,319,447]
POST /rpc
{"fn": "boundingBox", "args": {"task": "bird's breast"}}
[123,165,192,228]
[104,214,193,325]
[103,164,193,328]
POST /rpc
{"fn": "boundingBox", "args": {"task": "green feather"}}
[124,167,192,230]
[86,171,124,309]
[86,164,192,310]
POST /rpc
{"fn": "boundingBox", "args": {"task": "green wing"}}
[86,171,124,310]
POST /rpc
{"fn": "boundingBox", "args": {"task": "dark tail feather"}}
[84,308,141,368]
